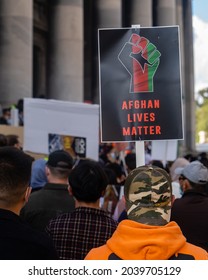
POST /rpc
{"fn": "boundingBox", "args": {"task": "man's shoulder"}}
[98,209,118,224]
[0,212,58,259]
[11,214,54,244]
[26,187,46,201]
[178,241,208,260]
[46,212,72,228]
[19,222,58,256]
[173,191,208,205]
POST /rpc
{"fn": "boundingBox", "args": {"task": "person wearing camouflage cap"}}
[124,165,172,226]
[85,165,208,260]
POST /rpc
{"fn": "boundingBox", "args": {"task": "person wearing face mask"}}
[0,108,11,125]
[171,160,208,252]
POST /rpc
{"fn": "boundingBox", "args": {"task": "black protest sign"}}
[98,26,183,142]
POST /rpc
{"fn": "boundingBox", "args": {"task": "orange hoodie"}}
[85,220,208,260]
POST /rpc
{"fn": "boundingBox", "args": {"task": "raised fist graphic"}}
[118,33,161,92]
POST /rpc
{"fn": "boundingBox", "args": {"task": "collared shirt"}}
[46,207,118,259]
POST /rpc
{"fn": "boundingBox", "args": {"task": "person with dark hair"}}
[103,162,126,216]
[105,162,126,185]
[6,134,22,149]
[0,147,58,259]
[99,143,119,165]
[125,152,136,173]
[102,166,120,216]
[151,159,165,169]
[171,160,208,251]
[198,152,208,168]
[20,150,75,231]
[0,134,7,147]
[0,108,11,125]
[85,165,208,260]
[112,153,136,222]
[46,159,118,259]
[16,98,24,126]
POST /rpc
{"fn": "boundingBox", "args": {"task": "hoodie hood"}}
[30,158,47,189]
[106,220,186,260]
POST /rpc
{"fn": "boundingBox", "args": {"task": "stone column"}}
[182,0,195,152]
[156,0,195,152]
[126,0,153,27]
[48,0,83,102]
[0,0,33,107]
[176,0,186,155]
[92,0,122,103]
[155,0,176,25]
[95,0,122,27]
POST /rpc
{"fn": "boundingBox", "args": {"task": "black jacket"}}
[170,190,208,251]
[20,183,75,231]
[0,209,58,260]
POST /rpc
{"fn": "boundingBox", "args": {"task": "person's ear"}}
[45,166,50,177]
[171,194,175,205]
[68,185,73,196]
[24,186,32,203]
[182,179,190,192]
[100,188,106,197]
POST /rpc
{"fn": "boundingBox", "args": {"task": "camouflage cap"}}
[124,165,172,226]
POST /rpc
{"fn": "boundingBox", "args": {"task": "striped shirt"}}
[45,207,118,259]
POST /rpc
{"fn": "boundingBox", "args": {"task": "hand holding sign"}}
[118,33,161,92]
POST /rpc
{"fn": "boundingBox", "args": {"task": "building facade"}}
[0,0,195,152]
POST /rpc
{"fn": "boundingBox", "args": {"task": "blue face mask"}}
[110,152,117,159]
[7,118,12,125]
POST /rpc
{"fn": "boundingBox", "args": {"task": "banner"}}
[151,140,178,162]
[24,98,99,161]
[98,26,183,142]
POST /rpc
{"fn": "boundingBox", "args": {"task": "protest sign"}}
[98,26,183,142]
[24,98,99,160]
[151,140,178,162]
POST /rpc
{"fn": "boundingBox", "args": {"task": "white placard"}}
[23,98,99,160]
[151,140,178,162]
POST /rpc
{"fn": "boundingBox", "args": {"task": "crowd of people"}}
[0,133,22,149]
[0,136,208,260]
[0,99,24,126]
